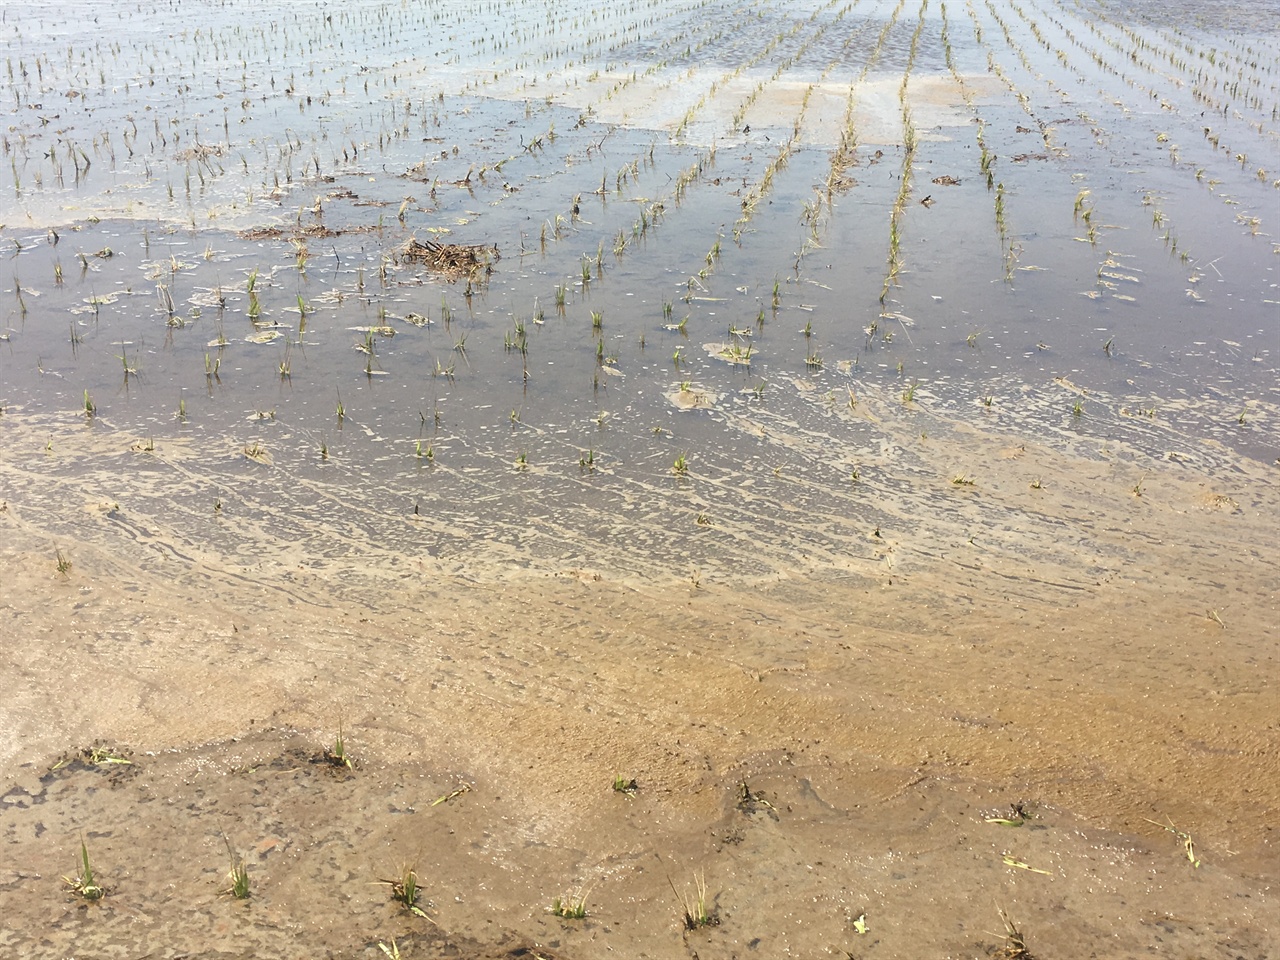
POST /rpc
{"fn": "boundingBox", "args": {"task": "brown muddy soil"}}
[1,458,1278,959]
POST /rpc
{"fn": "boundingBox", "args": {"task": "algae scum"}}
[1,0,1276,585]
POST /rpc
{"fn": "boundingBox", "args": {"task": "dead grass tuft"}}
[993,905,1035,959]
[399,236,498,281]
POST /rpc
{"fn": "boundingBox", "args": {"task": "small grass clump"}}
[551,887,591,919]
[223,838,250,899]
[670,870,716,930]
[63,836,104,901]
[381,864,432,919]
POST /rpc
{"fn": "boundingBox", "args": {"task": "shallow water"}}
[3,2,1275,548]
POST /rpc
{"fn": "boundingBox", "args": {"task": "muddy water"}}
[1,0,1278,957]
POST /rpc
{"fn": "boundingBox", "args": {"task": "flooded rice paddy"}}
[1,0,1275,584]
[1,0,1278,957]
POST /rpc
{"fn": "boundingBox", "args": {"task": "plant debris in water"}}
[399,236,498,281]
[994,905,1036,959]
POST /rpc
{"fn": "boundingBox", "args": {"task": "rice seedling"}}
[1144,816,1201,867]
[63,836,104,900]
[223,838,250,899]
[668,870,716,929]
[156,280,177,321]
[579,448,596,473]
[246,268,261,319]
[377,940,403,959]
[673,453,689,476]
[717,340,753,365]
[116,347,138,381]
[1073,189,1091,221]
[55,548,72,577]
[325,723,354,769]
[613,775,639,795]
[1206,609,1226,629]
[83,390,95,417]
[380,864,433,919]
[550,886,592,919]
